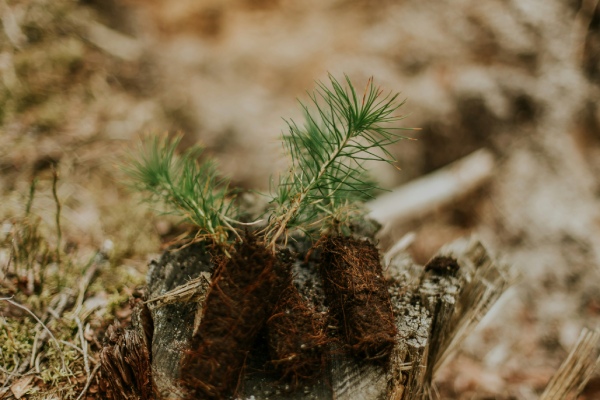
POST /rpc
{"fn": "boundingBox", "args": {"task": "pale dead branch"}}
[367,149,495,226]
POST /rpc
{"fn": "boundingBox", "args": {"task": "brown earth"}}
[180,235,290,399]
[2,0,600,398]
[320,235,397,361]
[266,279,328,385]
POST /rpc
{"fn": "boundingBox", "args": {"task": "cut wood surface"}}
[100,234,600,400]
[131,235,512,399]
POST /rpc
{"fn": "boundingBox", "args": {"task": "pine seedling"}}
[123,134,238,245]
[265,75,410,248]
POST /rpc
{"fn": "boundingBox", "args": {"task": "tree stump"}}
[100,236,513,399]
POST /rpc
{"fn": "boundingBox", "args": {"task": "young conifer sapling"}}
[264,75,409,246]
[264,75,411,369]
[123,134,238,246]
[124,135,289,399]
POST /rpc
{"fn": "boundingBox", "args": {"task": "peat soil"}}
[179,235,290,399]
[239,239,333,399]
[319,235,397,361]
[265,251,329,385]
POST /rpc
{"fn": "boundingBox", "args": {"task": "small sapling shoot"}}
[264,74,410,247]
[123,134,239,246]
[123,135,291,399]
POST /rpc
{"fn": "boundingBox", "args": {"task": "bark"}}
[100,236,514,399]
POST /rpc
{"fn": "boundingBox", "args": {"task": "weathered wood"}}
[145,243,213,399]
[387,288,432,400]
[99,300,153,400]
[387,237,511,400]
[431,239,514,375]
[110,236,511,399]
[541,328,600,400]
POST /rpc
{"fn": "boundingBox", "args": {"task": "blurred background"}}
[2,0,600,398]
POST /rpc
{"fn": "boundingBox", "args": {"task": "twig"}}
[51,166,62,265]
[75,363,100,400]
[366,148,495,225]
[383,231,415,266]
[79,19,143,61]
[23,290,70,369]
[34,351,42,373]
[29,328,41,370]
[74,253,104,314]
[75,316,90,377]
[571,0,600,63]
[0,355,19,392]
[0,296,68,373]
[0,0,26,48]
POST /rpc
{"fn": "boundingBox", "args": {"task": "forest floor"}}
[1,0,600,398]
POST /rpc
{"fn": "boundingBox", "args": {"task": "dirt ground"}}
[2,0,600,398]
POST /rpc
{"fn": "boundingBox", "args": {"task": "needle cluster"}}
[123,135,237,244]
[265,75,409,247]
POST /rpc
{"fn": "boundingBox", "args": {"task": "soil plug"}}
[265,267,328,383]
[319,235,396,360]
[180,233,290,399]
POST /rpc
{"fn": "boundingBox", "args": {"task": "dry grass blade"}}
[76,363,101,400]
[540,328,600,400]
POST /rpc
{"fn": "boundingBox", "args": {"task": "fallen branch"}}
[78,19,143,62]
[366,149,495,226]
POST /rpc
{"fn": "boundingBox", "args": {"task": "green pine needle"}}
[122,134,238,244]
[265,75,411,247]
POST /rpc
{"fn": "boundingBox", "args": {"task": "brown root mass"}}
[266,279,328,384]
[319,236,397,361]
[179,234,290,399]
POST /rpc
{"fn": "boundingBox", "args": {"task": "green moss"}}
[0,317,36,364]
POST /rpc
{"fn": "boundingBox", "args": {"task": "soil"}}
[179,234,290,399]
[266,279,328,384]
[319,235,397,361]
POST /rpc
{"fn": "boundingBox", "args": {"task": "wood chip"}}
[10,375,34,399]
